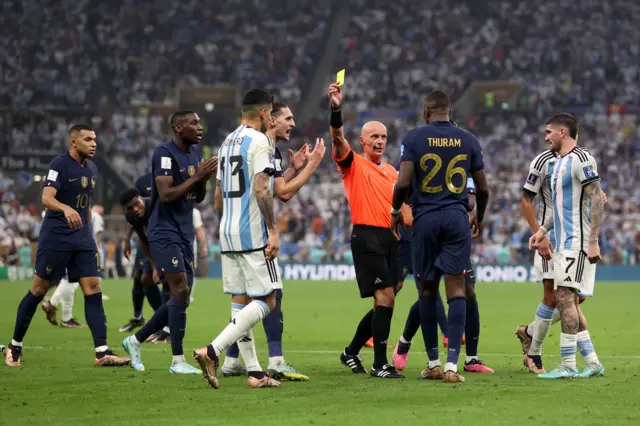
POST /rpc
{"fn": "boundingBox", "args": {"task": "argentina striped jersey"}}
[217,125,276,253]
[549,147,599,252]
[523,150,556,244]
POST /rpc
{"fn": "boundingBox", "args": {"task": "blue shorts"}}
[149,240,194,285]
[412,209,471,281]
[396,239,414,282]
[133,249,153,276]
[465,260,476,285]
[35,249,100,283]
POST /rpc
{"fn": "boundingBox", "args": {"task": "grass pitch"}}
[1,279,639,426]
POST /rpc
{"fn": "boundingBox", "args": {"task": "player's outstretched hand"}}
[536,235,554,260]
[587,241,601,264]
[63,206,82,229]
[124,239,133,260]
[470,215,481,238]
[265,233,279,260]
[308,138,326,166]
[289,144,310,171]
[197,156,218,181]
[328,84,342,107]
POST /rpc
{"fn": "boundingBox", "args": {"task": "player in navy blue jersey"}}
[118,188,164,333]
[391,92,489,383]
[5,124,130,367]
[122,111,217,374]
[119,172,164,334]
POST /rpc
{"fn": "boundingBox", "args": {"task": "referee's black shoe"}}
[340,351,367,374]
[371,364,405,379]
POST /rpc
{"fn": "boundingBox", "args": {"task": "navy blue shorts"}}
[133,249,153,276]
[465,260,476,285]
[149,240,194,285]
[396,239,413,282]
[35,249,100,283]
[412,209,471,281]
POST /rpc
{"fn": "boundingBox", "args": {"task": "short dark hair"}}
[68,123,93,135]
[424,90,451,110]
[241,89,273,115]
[170,110,196,127]
[546,113,578,139]
[119,188,140,206]
[271,101,289,117]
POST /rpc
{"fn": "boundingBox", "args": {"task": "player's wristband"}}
[390,207,400,215]
[330,107,343,128]
[540,226,548,235]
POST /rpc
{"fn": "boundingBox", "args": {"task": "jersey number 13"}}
[220,155,246,198]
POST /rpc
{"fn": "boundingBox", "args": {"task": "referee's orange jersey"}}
[333,148,398,228]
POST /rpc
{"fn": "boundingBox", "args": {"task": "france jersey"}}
[135,172,153,198]
[523,150,556,243]
[550,147,599,252]
[217,125,276,253]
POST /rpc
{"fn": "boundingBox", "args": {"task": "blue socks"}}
[132,284,145,318]
[402,300,421,342]
[168,298,188,356]
[419,295,440,361]
[446,296,467,365]
[263,289,283,357]
[84,293,108,348]
[135,303,169,342]
[145,285,163,312]
[436,293,448,338]
[12,291,44,343]
[465,298,480,357]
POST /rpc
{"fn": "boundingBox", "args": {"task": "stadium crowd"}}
[1,0,639,267]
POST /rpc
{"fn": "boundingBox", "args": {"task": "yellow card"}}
[336,69,345,86]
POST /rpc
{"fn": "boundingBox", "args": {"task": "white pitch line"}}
[19,346,640,359]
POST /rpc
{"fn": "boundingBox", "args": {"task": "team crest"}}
[46,265,52,275]
[172,257,179,267]
[188,165,195,176]
[91,177,96,188]
[81,176,88,188]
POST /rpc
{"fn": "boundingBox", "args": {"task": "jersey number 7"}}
[220,155,246,198]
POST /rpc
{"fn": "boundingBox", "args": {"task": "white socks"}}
[529,303,554,356]
[50,279,78,322]
[577,330,600,365]
[560,333,578,371]
[211,300,270,358]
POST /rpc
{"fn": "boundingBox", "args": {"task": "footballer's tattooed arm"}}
[521,189,540,232]
[584,180,603,244]
[254,172,276,232]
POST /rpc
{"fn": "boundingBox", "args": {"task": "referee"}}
[328,83,407,379]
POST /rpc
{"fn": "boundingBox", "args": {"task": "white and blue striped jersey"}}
[549,147,599,252]
[523,150,556,244]
[217,125,276,253]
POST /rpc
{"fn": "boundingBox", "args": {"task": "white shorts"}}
[222,250,282,297]
[534,251,555,281]
[553,250,596,297]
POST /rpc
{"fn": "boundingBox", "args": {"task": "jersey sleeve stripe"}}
[581,175,600,186]
[533,151,554,171]
[574,147,588,162]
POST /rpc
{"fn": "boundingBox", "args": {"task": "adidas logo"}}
[377,370,391,377]
[564,276,572,282]
[374,278,382,284]
[239,336,252,343]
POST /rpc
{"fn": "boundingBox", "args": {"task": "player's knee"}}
[260,291,277,311]
[464,284,476,304]
[419,279,438,297]
[140,274,153,287]
[374,287,395,308]
[30,276,50,297]
[171,284,190,302]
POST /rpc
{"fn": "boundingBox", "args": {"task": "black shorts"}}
[351,225,398,298]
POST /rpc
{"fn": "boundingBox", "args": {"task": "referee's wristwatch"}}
[391,207,401,216]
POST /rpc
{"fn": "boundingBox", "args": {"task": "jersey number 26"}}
[419,153,467,194]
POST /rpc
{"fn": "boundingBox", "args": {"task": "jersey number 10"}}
[220,155,246,198]
[419,153,468,194]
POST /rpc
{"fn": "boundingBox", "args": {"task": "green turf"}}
[1,279,639,426]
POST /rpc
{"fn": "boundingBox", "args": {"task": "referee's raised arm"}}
[328,83,350,162]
